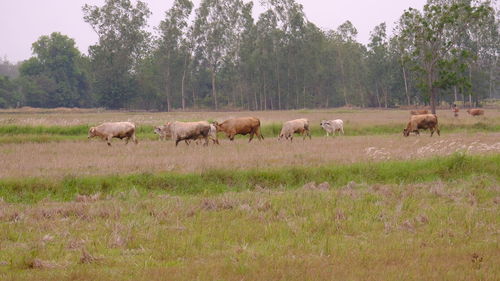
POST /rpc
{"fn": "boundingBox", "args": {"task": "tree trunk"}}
[211,68,217,110]
[453,86,458,104]
[402,64,410,106]
[357,80,365,108]
[340,61,348,106]
[430,87,437,114]
[375,84,381,108]
[383,87,388,108]
[427,65,436,114]
[181,59,187,110]
[264,74,267,110]
[165,67,171,112]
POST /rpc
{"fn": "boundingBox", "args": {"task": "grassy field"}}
[0,108,499,280]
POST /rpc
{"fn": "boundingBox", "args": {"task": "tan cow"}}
[213,117,264,142]
[163,121,211,146]
[466,108,484,116]
[88,122,138,146]
[403,114,440,137]
[278,118,311,142]
[410,109,429,115]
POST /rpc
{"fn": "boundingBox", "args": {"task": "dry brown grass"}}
[1,108,498,126]
[0,132,498,179]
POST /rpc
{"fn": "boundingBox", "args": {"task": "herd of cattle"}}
[87,108,485,146]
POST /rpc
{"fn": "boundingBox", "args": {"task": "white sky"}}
[0,0,428,63]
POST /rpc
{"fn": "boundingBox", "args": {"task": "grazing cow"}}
[163,121,211,146]
[410,109,429,115]
[213,117,264,142]
[88,122,138,146]
[278,118,311,142]
[466,108,484,116]
[403,114,440,137]
[320,119,344,136]
[155,122,219,145]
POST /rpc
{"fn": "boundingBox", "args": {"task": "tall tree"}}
[397,1,493,113]
[192,0,245,110]
[157,0,193,111]
[83,0,151,109]
[17,32,90,107]
[368,23,391,108]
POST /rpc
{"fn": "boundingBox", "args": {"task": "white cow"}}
[88,122,138,146]
[320,119,344,136]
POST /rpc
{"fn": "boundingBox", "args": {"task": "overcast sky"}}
[0,0,428,63]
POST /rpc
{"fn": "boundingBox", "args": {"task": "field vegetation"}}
[0,109,499,280]
[0,108,499,144]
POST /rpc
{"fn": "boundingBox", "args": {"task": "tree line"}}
[0,0,498,112]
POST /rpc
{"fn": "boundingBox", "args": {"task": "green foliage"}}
[397,2,496,112]
[83,0,151,109]
[5,1,499,110]
[17,32,91,108]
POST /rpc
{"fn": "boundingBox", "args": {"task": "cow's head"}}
[88,127,97,139]
[403,128,410,137]
[278,133,284,141]
[212,121,221,131]
[153,126,162,135]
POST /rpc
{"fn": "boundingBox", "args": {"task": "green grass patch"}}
[1,153,498,204]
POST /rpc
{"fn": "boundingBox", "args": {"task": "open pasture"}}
[0,133,499,180]
[0,108,499,280]
[1,107,498,127]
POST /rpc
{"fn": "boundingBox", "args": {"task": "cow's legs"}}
[106,136,112,146]
[132,133,138,144]
[256,127,264,140]
[248,132,254,143]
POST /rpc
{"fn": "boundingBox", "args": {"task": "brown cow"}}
[466,109,484,116]
[403,114,440,137]
[88,122,138,146]
[410,109,429,115]
[213,117,264,142]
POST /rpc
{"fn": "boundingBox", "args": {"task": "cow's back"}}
[97,122,135,136]
[410,114,438,129]
[222,117,260,133]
